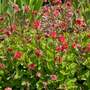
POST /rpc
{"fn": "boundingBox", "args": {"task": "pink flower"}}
[50,74,57,81]
[24,5,30,13]
[56,0,62,4]
[66,11,73,20]
[14,51,22,59]
[12,3,19,13]
[53,9,59,17]
[28,64,36,70]
[44,32,50,38]
[4,87,12,90]
[66,1,72,9]
[51,31,57,39]
[33,20,41,29]
[43,6,49,12]
[4,31,12,36]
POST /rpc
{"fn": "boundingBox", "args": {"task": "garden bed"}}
[0,0,90,90]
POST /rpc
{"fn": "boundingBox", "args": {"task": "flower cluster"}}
[0,0,90,90]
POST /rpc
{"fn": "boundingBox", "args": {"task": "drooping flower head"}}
[50,74,57,81]
[14,51,22,59]
[33,20,41,29]
[12,3,19,13]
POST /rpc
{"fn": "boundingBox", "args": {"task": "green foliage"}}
[0,0,90,90]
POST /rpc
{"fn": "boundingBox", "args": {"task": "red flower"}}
[51,31,57,39]
[55,45,62,52]
[72,42,77,49]
[58,35,66,43]
[4,30,12,36]
[4,87,12,90]
[35,48,43,57]
[75,18,82,25]
[75,18,86,27]
[61,42,68,51]
[14,51,22,59]
[28,64,36,70]
[12,3,19,13]
[24,5,30,13]
[33,20,41,29]
[50,74,57,81]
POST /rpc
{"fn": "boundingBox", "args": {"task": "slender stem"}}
[53,39,55,61]
[0,0,2,14]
